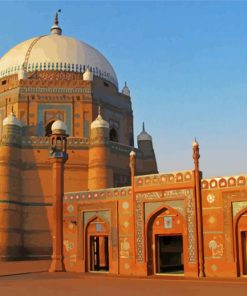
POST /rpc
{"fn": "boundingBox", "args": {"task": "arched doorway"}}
[147,207,184,275]
[86,216,110,272]
[45,120,55,136]
[109,128,118,142]
[236,209,247,276]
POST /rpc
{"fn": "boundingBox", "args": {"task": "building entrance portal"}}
[86,217,110,273]
[147,207,185,275]
[241,232,247,275]
[156,235,184,274]
[90,236,109,272]
[237,212,247,276]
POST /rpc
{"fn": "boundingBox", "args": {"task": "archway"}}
[85,216,110,272]
[235,209,247,276]
[147,206,184,275]
[45,120,55,136]
[109,128,118,142]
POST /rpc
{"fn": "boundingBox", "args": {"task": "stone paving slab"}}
[0,260,50,277]
[0,272,246,296]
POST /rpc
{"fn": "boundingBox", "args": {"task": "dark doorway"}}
[109,128,118,142]
[45,120,55,136]
[241,232,247,275]
[90,236,109,272]
[156,235,184,274]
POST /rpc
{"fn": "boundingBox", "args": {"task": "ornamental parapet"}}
[109,142,142,157]
[21,136,89,148]
[135,171,194,188]
[64,186,132,202]
[201,174,247,190]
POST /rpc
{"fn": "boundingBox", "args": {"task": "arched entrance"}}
[86,216,110,272]
[236,209,247,276]
[109,128,118,142]
[147,207,184,275]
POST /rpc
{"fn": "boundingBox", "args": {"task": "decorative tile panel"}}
[135,189,196,263]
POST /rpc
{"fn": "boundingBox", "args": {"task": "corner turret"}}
[137,122,158,174]
[0,110,23,260]
[88,107,113,190]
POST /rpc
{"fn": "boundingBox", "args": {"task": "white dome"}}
[51,119,67,133]
[0,34,118,87]
[3,112,23,127]
[91,114,109,129]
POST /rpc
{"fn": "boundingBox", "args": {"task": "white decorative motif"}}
[123,221,129,228]
[207,194,215,204]
[120,238,130,258]
[211,264,218,272]
[68,223,74,230]
[208,216,216,224]
[122,201,129,210]
[67,204,74,213]
[64,240,74,251]
[208,240,217,250]
[209,240,223,257]
[124,263,130,270]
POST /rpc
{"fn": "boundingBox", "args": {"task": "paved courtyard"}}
[0,261,246,296]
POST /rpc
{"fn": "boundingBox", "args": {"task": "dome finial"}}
[98,105,101,116]
[50,9,62,35]
[142,122,145,132]
[192,137,199,147]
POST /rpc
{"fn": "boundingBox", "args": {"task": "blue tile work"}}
[38,104,72,136]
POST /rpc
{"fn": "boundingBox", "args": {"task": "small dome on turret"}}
[91,106,109,129]
[83,67,93,81]
[3,111,23,127]
[137,122,152,141]
[51,119,67,134]
[129,150,136,157]
[192,138,199,147]
[122,82,130,96]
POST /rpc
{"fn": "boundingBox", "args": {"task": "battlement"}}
[64,186,131,202]
[201,174,247,190]
[135,170,194,188]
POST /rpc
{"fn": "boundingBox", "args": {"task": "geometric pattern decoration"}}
[135,189,196,263]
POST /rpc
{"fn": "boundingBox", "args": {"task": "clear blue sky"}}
[1,0,247,177]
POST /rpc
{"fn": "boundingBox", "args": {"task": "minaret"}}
[192,139,205,277]
[88,107,113,190]
[50,10,62,35]
[137,122,158,173]
[0,111,23,260]
[48,118,68,272]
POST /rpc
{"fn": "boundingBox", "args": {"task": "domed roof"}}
[137,122,152,141]
[51,119,67,133]
[3,112,23,127]
[0,18,118,87]
[91,107,109,129]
